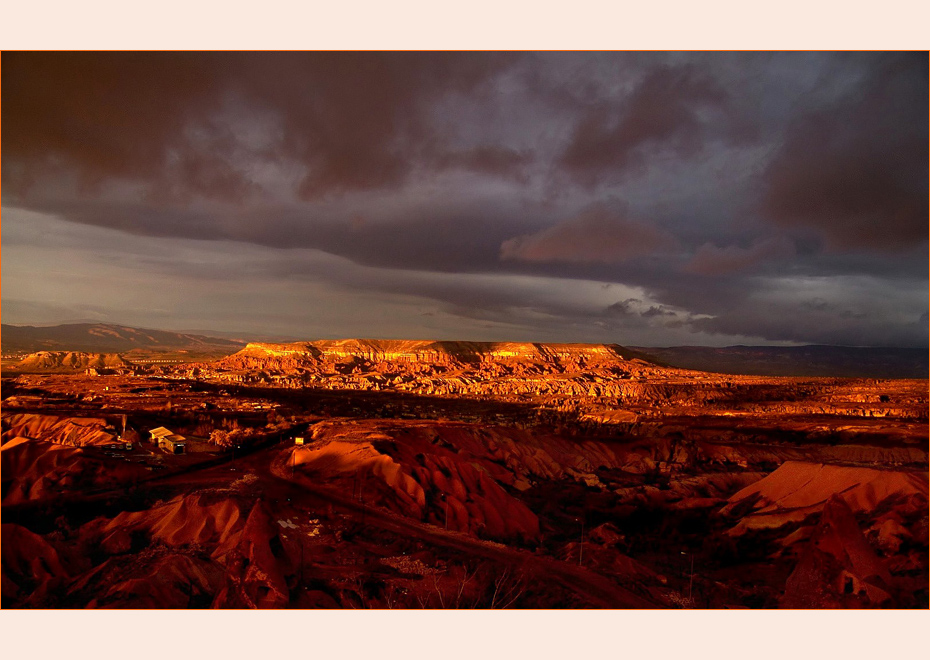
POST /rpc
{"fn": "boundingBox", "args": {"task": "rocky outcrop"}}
[1,437,148,504]
[80,494,292,609]
[292,423,542,541]
[193,340,928,425]
[2,413,119,448]
[215,339,643,373]
[6,351,134,373]
[782,496,895,607]
[722,461,929,535]
[1,524,72,604]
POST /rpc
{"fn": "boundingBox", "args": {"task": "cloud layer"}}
[2,52,926,347]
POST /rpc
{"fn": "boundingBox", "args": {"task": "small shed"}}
[149,427,174,443]
[150,427,186,454]
[158,435,186,454]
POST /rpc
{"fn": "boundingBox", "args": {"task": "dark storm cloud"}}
[558,64,746,186]
[433,146,533,182]
[3,52,237,198]
[605,298,643,316]
[688,297,927,349]
[33,195,542,273]
[761,52,928,251]
[236,52,519,199]
[500,204,677,264]
[3,52,927,348]
[2,51,518,203]
[641,306,676,318]
[684,237,795,276]
[635,268,928,348]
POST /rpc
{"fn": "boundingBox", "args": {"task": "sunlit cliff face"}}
[175,340,930,426]
[236,340,630,365]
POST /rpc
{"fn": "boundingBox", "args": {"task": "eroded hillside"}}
[1,339,927,609]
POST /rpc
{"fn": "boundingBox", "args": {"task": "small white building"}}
[149,426,186,454]
[149,427,174,443]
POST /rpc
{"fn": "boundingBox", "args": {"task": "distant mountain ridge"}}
[1,323,245,356]
[633,345,928,379]
[3,323,924,379]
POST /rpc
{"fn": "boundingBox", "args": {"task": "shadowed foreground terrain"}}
[2,339,927,608]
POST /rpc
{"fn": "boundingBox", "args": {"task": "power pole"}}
[689,553,694,603]
[579,516,585,566]
[681,550,694,605]
[359,471,366,528]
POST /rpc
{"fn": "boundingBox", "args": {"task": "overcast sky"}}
[2,51,927,347]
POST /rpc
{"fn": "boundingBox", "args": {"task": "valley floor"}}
[2,371,927,608]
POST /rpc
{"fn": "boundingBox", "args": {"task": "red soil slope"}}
[1,524,71,604]
[782,496,896,607]
[722,461,928,534]
[50,493,293,608]
[1,437,148,505]
[292,423,541,541]
[87,493,247,556]
[2,413,118,447]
